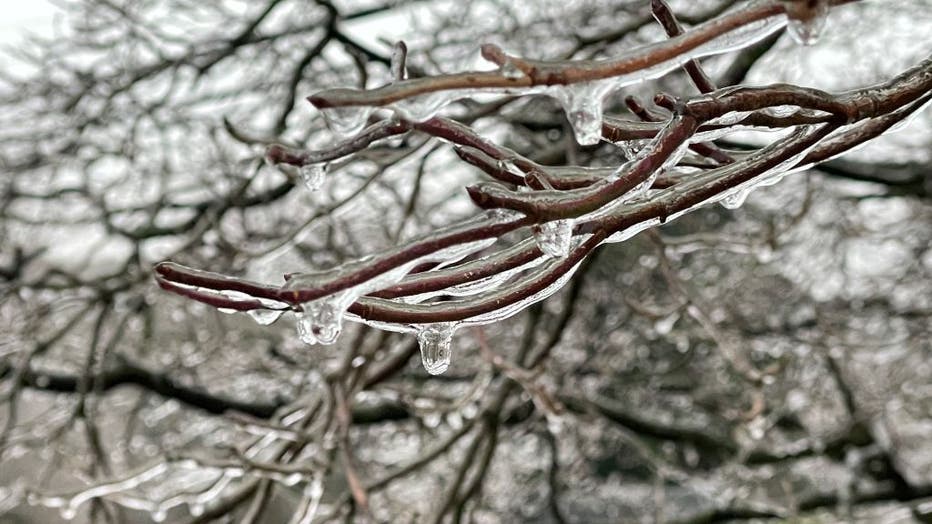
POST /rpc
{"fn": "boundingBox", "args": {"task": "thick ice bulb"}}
[417,323,455,375]
[295,295,347,345]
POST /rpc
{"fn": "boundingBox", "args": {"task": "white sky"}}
[0,2,55,46]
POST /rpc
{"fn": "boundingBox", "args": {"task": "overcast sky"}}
[0,2,55,45]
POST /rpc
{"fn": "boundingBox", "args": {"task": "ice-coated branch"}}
[155,0,931,376]
[306,1,853,109]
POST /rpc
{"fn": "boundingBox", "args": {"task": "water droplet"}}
[320,106,373,138]
[786,1,829,46]
[417,323,455,375]
[296,293,348,345]
[188,503,205,517]
[247,309,284,326]
[534,219,574,259]
[60,506,77,520]
[299,163,328,192]
[720,189,750,210]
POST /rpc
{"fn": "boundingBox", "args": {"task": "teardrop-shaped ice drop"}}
[417,323,455,375]
[534,219,574,259]
[720,189,750,210]
[299,163,328,192]
[247,309,284,326]
[320,106,373,138]
[786,1,829,46]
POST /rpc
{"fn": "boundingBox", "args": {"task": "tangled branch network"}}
[155,0,932,375]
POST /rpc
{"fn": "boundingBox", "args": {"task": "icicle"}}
[534,219,574,259]
[299,163,328,192]
[548,81,615,146]
[247,309,284,326]
[416,323,456,375]
[319,106,373,138]
[720,188,750,209]
[786,0,829,46]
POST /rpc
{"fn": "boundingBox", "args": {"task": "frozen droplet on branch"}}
[247,309,283,326]
[534,219,574,259]
[296,293,347,345]
[786,0,829,46]
[501,61,526,79]
[319,106,373,138]
[299,163,328,192]
[417,323,456,375]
